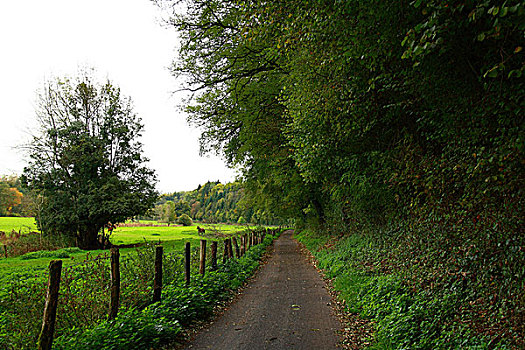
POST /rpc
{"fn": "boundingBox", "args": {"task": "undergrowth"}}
[53,233,277,349]
[296,227,523,349]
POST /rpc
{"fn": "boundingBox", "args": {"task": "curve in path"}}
[184,230,342,350]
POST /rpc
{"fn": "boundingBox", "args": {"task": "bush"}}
[20,247,83,260]
[5,232,73,258]
[177,214,193,226]
[54,308,181,350]
[295,229,515,349]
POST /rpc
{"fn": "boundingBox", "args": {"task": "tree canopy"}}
[22,72,158,249]
[163,0,523,230]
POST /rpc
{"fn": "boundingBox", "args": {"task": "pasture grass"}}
[0,217,38,234]
[110,223,248,244]
[0,223,251,285]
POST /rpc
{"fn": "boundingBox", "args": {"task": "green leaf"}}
[487,69,498,78]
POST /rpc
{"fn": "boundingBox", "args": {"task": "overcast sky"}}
[0,0,236,193]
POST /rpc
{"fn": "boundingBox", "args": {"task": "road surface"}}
[184,230,342,349]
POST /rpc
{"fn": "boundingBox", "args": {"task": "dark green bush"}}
[54,307,181,350]
[177,214,193,226]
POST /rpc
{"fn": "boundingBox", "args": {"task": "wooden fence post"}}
[239,236,245,256]
[211,241,218,270]
[3,245,7,258]
[38,259,62,350]
[244,234,248,252]
[185,242,191,286]
[109,248,120,320]
[199,240,207,275]
[227,238,231,258]
[232,237,240,258]
[223,239,229,263]
[153,246,163,302]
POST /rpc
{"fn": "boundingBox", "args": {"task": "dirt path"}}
[184,230,342,349]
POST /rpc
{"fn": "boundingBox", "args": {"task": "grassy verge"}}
[295,229,515,350]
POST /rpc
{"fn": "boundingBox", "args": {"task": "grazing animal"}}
[197,226,205,234]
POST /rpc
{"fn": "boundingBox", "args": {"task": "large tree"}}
[164,0,523,229]
[22,71,158,249]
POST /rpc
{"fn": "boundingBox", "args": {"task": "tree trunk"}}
[78,226,102,250]
[311,198,326,227]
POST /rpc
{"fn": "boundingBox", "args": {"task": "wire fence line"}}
[0,228,278,350]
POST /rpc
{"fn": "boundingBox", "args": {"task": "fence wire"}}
[0,228,273,350]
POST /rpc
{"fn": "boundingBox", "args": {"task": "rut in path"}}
[184,230,342,350]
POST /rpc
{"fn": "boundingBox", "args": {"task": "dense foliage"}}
[22,71,158,249]
[155,181,287,225]
[296,230,516,349]
[161,0,524,347]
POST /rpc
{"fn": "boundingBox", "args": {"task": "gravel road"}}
[184,230,342,349]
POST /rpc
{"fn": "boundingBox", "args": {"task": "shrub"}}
[177,214,193,226]
[54,308,181,350]
[296,229,515,349]
[5,232,73,258]
[20,247,83,260]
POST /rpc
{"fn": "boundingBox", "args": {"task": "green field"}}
[0,217,248,242]
[0,219,256,279]
[0,217,38,233]
[110,223,244,245]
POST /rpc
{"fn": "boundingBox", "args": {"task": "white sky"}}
[0,0,236,193]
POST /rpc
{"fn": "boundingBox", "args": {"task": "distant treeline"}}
[149,181,287,226]
[0,176,36,217]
